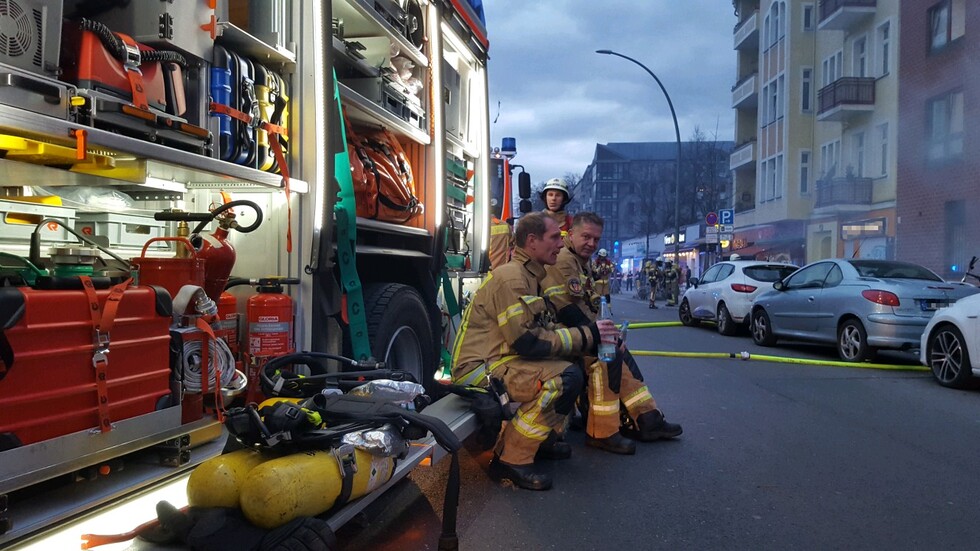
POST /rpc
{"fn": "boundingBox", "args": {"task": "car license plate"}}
[919,299,951,311]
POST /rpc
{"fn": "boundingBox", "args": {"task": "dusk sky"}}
[484,0,738,182]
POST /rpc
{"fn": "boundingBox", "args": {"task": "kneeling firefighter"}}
[451,213,620,491]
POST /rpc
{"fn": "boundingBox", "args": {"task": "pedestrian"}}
[625,270,634,292]
[451,212,620,490]
[542,212,682,454]
[685,265,692,290]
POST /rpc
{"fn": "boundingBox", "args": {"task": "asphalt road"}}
[338,291,980,551]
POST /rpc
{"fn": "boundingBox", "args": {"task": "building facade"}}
[731,0,900,266]
[895,0,976,279]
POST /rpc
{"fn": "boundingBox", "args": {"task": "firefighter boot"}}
[488,456,553,491]
[585,433,636,455]
[623,409,683,442]
[535,431,572,460]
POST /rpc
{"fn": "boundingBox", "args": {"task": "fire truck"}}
[0,0,492,546]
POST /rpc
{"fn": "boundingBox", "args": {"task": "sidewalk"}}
[605,291,680,324]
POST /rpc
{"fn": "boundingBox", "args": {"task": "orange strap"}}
[195,317,225,422]
[79,276,133,433]
[210,101,292,252]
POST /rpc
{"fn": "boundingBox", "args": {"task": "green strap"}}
[438,270,461,378]
[333,70,371,361]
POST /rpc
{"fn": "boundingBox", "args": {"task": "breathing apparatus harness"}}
[226,351,462,550]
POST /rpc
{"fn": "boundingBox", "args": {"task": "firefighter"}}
[542,212,683,452]
[664,260,680,307]
[592,248,614,304]
[540,178,573,235]
[451,212,620,490]
[645,260,664,309]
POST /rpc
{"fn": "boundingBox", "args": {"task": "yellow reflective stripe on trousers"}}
[513,408,550,441]
[591,400,620,414]
[497,303,525,326]
[555,328,573,354]
[623,386,654,409]
[589,367,618,414]
[537,376,560,412]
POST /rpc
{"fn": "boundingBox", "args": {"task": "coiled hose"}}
[79,18,188,68]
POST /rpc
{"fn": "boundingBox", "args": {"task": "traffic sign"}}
[705,212,718,226]
[706,226,719,235]
[719,208,734,225]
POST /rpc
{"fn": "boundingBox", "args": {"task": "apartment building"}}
[895,0,976,279]
[731,0,899,265]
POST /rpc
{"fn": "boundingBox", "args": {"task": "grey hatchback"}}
[750,259,980,362]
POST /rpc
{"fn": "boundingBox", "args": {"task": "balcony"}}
[818,0,876,31]
[817,77,875,121]
[732,72,758,110]
[730,139,756,171]
[815,176,872,208]
[734,10,759,50]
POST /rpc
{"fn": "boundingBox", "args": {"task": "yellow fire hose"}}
[621,320,929,372]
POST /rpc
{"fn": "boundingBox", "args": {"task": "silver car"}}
[750,259,980,362]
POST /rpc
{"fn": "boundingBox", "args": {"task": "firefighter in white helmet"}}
[540,178,573,235]
[592,248,614,304]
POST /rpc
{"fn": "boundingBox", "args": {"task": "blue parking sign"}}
[719,208,734,225]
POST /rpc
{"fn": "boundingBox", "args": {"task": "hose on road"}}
[628,349,929,372]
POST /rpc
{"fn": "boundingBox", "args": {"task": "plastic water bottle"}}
[598,297,616,362]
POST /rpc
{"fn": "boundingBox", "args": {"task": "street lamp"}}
[596,49,681,264]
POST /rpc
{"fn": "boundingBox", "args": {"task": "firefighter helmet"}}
[539,178,572,205]
[598,248,608,257]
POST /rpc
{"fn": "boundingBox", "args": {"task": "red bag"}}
[342,114,423,223]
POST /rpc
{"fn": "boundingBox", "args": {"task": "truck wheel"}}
[363,283,435,387]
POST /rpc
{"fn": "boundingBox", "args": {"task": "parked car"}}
[679,260,799,335]
[920,293,980,389]
[750,259,980,362]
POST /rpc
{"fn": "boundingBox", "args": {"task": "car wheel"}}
[679,299,700,327]
[717,303,736,336]
[837,318,876,362]
[927,324,978,389]
[751,309,776,346]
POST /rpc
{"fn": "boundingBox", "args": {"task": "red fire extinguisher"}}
[244,277,299,403]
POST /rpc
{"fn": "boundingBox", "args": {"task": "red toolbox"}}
[0,279,174,449]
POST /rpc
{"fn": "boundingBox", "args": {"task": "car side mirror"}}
[689,277,699,288]
[773,281,784,291]
[518,172,531,199]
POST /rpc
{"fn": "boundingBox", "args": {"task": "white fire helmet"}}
[540,178,572,204]
[598,248,608,257]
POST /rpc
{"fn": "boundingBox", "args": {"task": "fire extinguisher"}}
[153,200,264,302]
[241,277,299,403]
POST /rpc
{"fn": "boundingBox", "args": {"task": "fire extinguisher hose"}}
[190,200,264,236]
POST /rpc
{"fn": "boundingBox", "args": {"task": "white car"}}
[679,260,799,335]
[920,292,980,389]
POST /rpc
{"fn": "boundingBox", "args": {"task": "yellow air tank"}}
[239,448,395,529]
[186,449,271,508]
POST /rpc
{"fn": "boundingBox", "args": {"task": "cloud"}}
[485,0,736,179]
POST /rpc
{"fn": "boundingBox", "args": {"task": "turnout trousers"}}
[492,358,583,465]
[584,350,658,437]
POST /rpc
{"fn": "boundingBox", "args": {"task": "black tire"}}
[679,299,700,327]
[927,324,977,389]
[717,303,737,336]
[751,308,777,346]
[363,283,436,387]
[837,318,876,362]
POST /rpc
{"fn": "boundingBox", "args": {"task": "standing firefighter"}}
[664,260,680,307]
[645,260,664,309]
[451,213,619,490]
[540,178,573,235]
[592,248,615,304]
[543,212,683,453]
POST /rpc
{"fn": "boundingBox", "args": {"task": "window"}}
[822,51,842,87]
[802,4,814,31]
[767,81,778,124]
[877,123,889,175]
[800,150,811,194]
[801,68,812,112]
[700,264,722,284]
[927,90,964,162]
[930,0,966,54]
[877,22,891,76]
[853,36,867,78]
[785,262,834,289]
[761,154,783,201]
[821,140,841,178]
[853,132,865,177]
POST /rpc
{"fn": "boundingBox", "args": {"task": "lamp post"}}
[596,49,681,264]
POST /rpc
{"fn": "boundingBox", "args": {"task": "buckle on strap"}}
[332,443,358,508]
[122,41,142,73]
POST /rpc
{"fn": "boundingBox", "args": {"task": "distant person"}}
[625,270,634,292]
[592,248,614,303]
[664,261,680,307]
[685,266,692,289]
[540,178,573,235]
